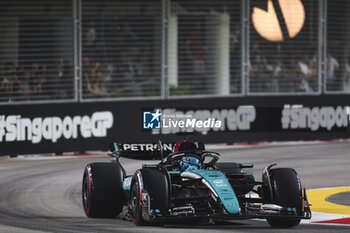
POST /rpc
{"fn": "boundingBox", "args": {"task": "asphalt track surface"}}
[0,142,350,233]
[327,192,350,206]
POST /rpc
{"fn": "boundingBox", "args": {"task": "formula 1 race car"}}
[82,140,311,227]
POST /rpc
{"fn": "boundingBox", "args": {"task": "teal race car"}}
[82,140,311,227]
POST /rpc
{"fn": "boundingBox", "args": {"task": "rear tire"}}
[82,162,125,218]
[266,168,302,228]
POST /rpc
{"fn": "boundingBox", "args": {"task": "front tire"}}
[130,180,146,225]
[82,162,125,218]
[266,168,302,228]
[130,168,169,226]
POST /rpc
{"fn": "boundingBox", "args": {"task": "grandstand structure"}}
[0,0,349,104]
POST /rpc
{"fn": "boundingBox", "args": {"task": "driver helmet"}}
[179,156,201,171]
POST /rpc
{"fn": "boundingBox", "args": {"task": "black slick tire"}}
[131,168,169,226]
[266,168,302,228]
[82,162,125,218]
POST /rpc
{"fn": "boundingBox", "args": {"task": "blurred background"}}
[0,0,349,103]
[0,0,350,155]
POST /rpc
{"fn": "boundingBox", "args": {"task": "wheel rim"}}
[130,182,140,218]
[82,174,89,211]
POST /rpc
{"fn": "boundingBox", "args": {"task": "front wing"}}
[126,189,311,223]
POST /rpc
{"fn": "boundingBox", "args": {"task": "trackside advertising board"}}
[0,95,350,156]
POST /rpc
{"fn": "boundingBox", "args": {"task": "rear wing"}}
[109,142,174,160]
[109,142,205,160]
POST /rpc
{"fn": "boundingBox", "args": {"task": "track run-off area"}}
[0,141,350,233]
